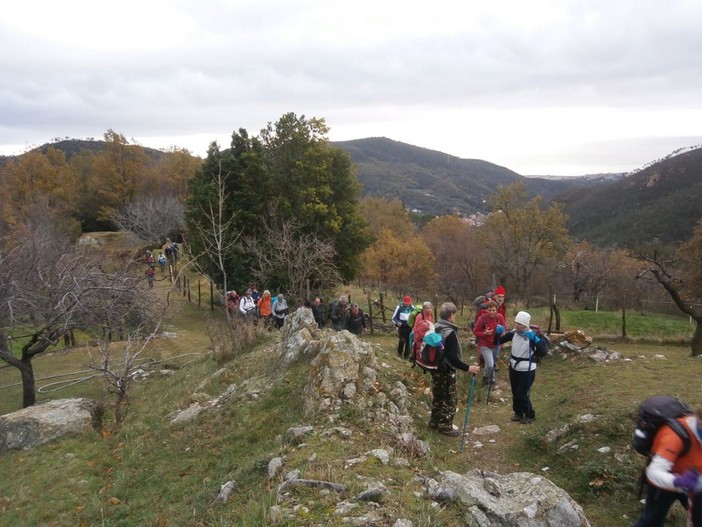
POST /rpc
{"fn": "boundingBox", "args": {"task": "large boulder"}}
[302,330,378,418]
[278,307,323,365]
[428,469,591,526]
[0,398,99,452]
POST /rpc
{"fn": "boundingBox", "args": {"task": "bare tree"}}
[246,219,341,303]
[0,218,159,407]
[110,194,185,244]
[90,322,161,428]
[637,250,702,356]
[184,163,243,320]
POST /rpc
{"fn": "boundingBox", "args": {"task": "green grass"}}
[1,296,700,526]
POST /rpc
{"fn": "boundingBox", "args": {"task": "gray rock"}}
[213,480,236,504]
[0,398,98,452]
[284,469,301,481]
[268,457,284,479]
[278,308,323,365]
[366,448,390,464]
[302,331,379,418]
[169,403,204,425]
[285,425,314,443]
[356,487,384,502]
[434,470,591,526]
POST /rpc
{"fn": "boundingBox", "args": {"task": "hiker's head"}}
[494,285,506,304]
[263,290,270,297]
[313,297,321,307]
[339,295,348,304]
[277,294,284,301]
[439,302,457,321]
[486,301,498,316]
[514,311,531,330]
[403,295,412,306]
[245,288,252,296]
[422,301,432,313]
[350,303,359,313]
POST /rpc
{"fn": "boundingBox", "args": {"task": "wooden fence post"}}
[379,291,386,323]
[367,294,374,336]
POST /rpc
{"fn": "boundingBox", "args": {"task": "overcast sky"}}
[2,0,701,176]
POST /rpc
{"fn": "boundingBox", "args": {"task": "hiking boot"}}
[439,429,461,437]
[520,416,535,424]
[510,414,523,422]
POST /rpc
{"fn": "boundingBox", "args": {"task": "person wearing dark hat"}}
[392,295,415,359]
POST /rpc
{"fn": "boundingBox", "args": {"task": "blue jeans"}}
[634,484,701,527]
[479,346,497,384]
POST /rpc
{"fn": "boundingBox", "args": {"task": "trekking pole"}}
[459,373,477,453]
[687,491,693,527]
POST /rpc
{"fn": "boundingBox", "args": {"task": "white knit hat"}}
[514,311,531,327]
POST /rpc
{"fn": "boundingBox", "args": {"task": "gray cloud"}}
[2,0,702,174]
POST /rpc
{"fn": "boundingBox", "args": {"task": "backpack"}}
[631,395,692,458]
[407,306,423,329]
[631,395,693,498]
[327,300,339,322]
[414,327,450,372]
[529,324,550,361]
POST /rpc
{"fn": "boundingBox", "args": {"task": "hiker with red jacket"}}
[634,403,702,527]
[472,300,505,390]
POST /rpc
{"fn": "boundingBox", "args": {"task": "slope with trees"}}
[186,113,370,297]
[556,147,702,248]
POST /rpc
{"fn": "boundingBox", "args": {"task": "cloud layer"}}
[2,0,702,175]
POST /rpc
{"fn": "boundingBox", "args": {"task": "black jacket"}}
[434,319,470,373]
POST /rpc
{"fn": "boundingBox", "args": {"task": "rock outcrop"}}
[427,469,591,526]
[0,398,98,452]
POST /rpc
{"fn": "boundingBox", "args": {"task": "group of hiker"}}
[391,289,702,526]
[390,288,546,436]
[226,285,289,329]
[143,241,177,288]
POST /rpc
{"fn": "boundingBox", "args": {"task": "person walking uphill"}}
[430,302,481,437]
[634,403,702,527]
[392,296,415,359]
[472,300,505,390]
[495,310,548,424]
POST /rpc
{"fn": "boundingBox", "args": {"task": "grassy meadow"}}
[0,279,700,526]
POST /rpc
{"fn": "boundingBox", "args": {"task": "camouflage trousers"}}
[429,370,458,432]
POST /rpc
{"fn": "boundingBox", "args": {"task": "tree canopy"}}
[185,113,369,294]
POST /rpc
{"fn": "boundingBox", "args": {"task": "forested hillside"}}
[332,137,592,216]
[555,147,702,247]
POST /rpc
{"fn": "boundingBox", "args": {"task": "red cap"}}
[495,286,506,295]
[403,295,412,304]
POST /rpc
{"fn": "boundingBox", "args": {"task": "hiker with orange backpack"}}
[634,403,702,527]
